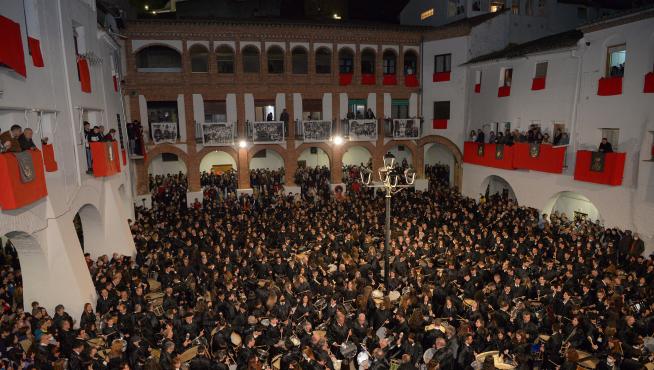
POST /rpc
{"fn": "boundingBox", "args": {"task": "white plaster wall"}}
[148,155,187,175]
[249,149,285,170]
[342,146,372,166]
[293,93,303,122]
[275,93,286,120]
[383,93,392,119]
[199,151,237,172]
[226,93,237,123]
[244,93,255,122]
[193,94,204,123]
[367,93,377,116]
[339,93,348,119]
[548,192,601,221]
[298,148,330,168]
[322,93,332,121]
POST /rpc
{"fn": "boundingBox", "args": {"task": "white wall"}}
[386,146,413,166]
[548,191,600,221]
[148,155,187,175]
[424,143,455,184]
[480,174,517,200]
[199,151,237,172]
[342,146,372,166]
[249,149,285,170]
[298,148,330,168]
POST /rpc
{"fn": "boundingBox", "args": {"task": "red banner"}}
[0,150,48,210]
[498,85,511,97]
[512,143,566,173]
[382,74,397,85]
[531,77,546,91]
[432,71,451,82]
[474,83,481,93]
[463,142,516,170]
[78,57,92,93]
[0,15,27,77]
[597,76,622,96]
[339,73,353,86]
[361,73,376,85]
[405,74,418,87]
[432,119,448,129]
[42,144,58,172]
[90,141,121,177]
[574,150,625,186]
[644,72,654,93]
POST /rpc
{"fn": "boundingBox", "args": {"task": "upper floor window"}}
[136,45,182,72]
[189,44,209,73]
[404,50,418,75]
[606,44,626,78]
[242,45,260,73]
[316,48,331,74]
[267,46,284,74]
[216,45,234,74]
[601,128,619,151]
[434,53,451,73]
[535,61,548,78]
[292,47,308,74]
[500,67,513,86]
[383,50,397,74]
[448,0,465,17]
[433,101,451,120]
[361,48,376,75]
[339,48,354,74]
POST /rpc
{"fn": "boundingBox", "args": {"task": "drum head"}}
[357,351,370,366]
[376,326,388,340]
[423,348,436,364]
[388,290,401,302]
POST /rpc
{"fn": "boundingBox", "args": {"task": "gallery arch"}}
[481,175,517,202]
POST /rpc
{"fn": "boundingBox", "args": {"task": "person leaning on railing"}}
[0,124,23,153]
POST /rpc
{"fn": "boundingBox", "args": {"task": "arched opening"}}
[242,45,260,73]
[74,204,105,256]
[384,145,412,170]
[424,143,455,187]
[189,44,209,73]
[383,50,397,75]
[342,146,372,167]
[147,152,189,203]
[361,48,376,75]
[148,152,187,176]
[216,45,235,73]
[543,191,600,222]
[249,149,285,171]
[339,48,354,73]
[481,175,516,202]
[298,147,330,169]
[403,50,418,76]
[267,46,284,74]
[199,150,237,174]
[292,47,308,74]
[316,47,331,74]
[136,45,182,71]
[1,232,47,312]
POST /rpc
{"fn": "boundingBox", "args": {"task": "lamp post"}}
[360,157,416,288]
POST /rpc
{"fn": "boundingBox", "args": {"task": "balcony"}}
[405,74,419,87]
[0,150,48,210]
[463,142,516,170]
[512,143,566,173]
[597,76,622,96]
[574,150,625,186]
[382,74,397,86]
[90,141,121,177]
[432,71,451,82]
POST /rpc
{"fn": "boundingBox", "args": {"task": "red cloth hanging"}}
[531,77,546,91]
[113,75,118,92]
[0,150,48,210]
[644,72,654,93]
[432,71,451,82]
[78,57,92,93]
[382,74,397,85]
[474,83,481,93]
[27,37,44,67]
[498,85,511,97]
[121,148,127,166]
[361,73,376,85]
[0,15,27,77]
[574,150,625,185]
[597,76,622,96]
[405,74,418,87]
[339,73,353,86]
[432,119,448,129]
[41,144,58,172]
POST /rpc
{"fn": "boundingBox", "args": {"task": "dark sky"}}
[347,0,411,23]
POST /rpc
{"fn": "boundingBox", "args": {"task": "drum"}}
[376,326,389,340]
[148,278,161,292]
[179,346,198,363]
[538,334,550,342]
[475,351,498,364]
[150,349,161,360]
[256,348,269,362]
[340,341,357,359]
[289,335,301,347]
[492,354,516,370]
[423,348,436,364]
[314,330,327,340]
[388,291,401,302]
[145,292,165,302]
[272,354,282,370]
[357,351,370,366]
[87,338,105,348]
[230,332,242,346]
[463,298,476,309]
[575,350,598,369]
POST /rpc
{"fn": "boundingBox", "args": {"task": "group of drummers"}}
[5,181,654,369]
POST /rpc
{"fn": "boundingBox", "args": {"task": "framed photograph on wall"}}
[392,119,420,139]
[347,119,377,141]
[302,120,332,142]
[151,122,178,144]
[252,121,285,144]
[201,122,234,146]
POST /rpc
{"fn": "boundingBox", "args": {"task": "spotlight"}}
[144,5,149,10]
[238,140,247,149]
[333,13,342,20]
[333,135,344,145]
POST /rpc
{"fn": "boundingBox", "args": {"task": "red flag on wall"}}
[77,57,92,93]
[0,15,27,77]
[24,0,44,67]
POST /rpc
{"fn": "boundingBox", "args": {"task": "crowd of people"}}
[424,164,450,189]
[295,166,331,199]
[250,169,285,194]
[149,173,188,208]
[0,173,653,370]
[201,171,238,197]
[470,125,570,147]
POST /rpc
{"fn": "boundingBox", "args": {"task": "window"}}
[535,61,548,78]
[383,50,396,74]
[601,128,619,151]
[216,45,234,73]
[315,48,331,74]
[392,100,409,119]
[189,44,209,73]
[147,101,179,140]
[242,45,260,73]
[255,101,275,122]
[404,51,417,75]
[136,45,182,71]
[433,101,451,120]
[348,100,367,119]
[420,8,434,20]
[339,48,354,73]
[490,0,504,12]
[204,100,227,122]
[434,54,451,73]
[512,0,520,14]
[475,70,482,84]
[577,7,587,19]
[500,67,513,86]
[303,99,322,120]
[448,0,464,17]
[537,0,546,15]
[267,46,284,74]
[525,0,533,15]
[292,47,308,74]
[606,44,626,77]
[361,49,376,74]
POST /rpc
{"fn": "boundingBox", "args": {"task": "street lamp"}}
[360,157,416,288]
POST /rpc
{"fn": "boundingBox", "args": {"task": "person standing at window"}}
[598,138,613,153]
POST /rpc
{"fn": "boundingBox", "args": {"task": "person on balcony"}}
[365,108,376,120]
[83,121,93,174]
[103,128,117,142]
[598,138,613,153]
[475,129,485,143]
[266,112,274,121]
[0,124,23,153]
[18,128,38,151]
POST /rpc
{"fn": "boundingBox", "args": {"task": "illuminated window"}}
[535,61,548,78]
[499,67,512,87]
[606,44,626,77]
[420,8,434,20]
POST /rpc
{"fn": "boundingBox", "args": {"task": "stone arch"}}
[74,204,105,257]
[139,145,192,193]
[418,135,463,189]
[197,146,239,174]
[249,149,285,171]
[135,45,182,70]
[295,142,333,168]
[2,231,48,313]
[543,191,601,222]
[481,175,517,202]
[144,145,191,174]
[382,140,418,169]
[247,145,286,165]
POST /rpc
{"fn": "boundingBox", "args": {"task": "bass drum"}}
[271,354,282,370]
